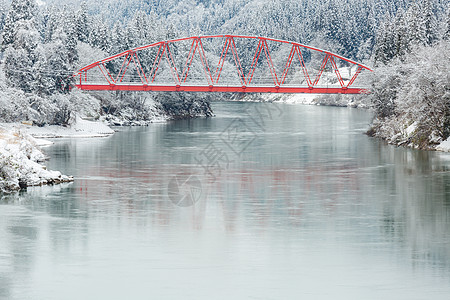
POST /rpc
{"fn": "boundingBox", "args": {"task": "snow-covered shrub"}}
[0,86,30,122]
[94,91,167,125]
[0,151,21,192]
[76,42,108,70]
[157,92,214,120]
[369,61,403,119]
[68,88,101,120]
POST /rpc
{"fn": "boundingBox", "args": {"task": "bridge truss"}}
[73,35,372,94]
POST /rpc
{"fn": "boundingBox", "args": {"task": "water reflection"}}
[1,102,450,299]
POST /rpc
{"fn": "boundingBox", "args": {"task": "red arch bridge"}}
[73,35,372,94]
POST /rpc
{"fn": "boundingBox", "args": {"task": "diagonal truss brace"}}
[328,56,345,88]
[312,54,330,86]
[213,38,232,84]
[98,63,114,85]
[148,43,181,85]
[279,45,313,87]
[347,66,363,88]
[212,37,247,86]
[245,38,281,86]
[181,38,213,85]
[131,52,148,84]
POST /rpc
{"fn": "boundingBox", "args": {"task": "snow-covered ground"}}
[268,93,369,108]
[14,116,115,138]
[0,126,73,193]
[436,139,450,152]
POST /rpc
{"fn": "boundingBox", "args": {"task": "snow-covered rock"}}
[0,127,73,193]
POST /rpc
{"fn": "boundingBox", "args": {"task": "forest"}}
[0,0,448,148]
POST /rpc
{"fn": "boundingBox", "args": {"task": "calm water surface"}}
[1,102,450,299]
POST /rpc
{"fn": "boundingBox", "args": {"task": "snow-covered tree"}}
[88,16,109,52]
[109,21,125,54]
[75,1,89,43]
[444,5,450,41]
[374,19,397,65]
[0,0,7,32]
[368,41,450,148]
[32,43,53,96]
[397,41,450,142]
[1,0,37,51]
[420,0,437,45]
[2,0,39,93]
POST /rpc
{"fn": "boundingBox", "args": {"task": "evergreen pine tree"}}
[420,0,437,45]
[88,16,109,52]
[32,44,53,96]
[48,28,74,93]
[110,21,125,54]
[1,0,37,50]
[2,0,40,92]
[0,0,7,32]
[444,5,450,40]
[61,11,79,66]
[75,1,89,43]
[374,18,396,65]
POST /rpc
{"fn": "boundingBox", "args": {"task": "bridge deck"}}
[74,84,368,94]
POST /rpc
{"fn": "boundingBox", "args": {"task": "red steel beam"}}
[116,53,131,83]
[164,43,181,84]
[213,38,232,84]
[130,52,147,84]
[262,39,280,86]
[347,66,363,88]
[229,37,247,86]
[181,39,197,82]
[294,46,313,87]
[312,54,330,86]
[98,64,113,85]
[74,84,368,94]
[197,39,213,85]
[246,39,264,85]
[279,45,296,86]
[149,44,164,83]
[329,56,345,88]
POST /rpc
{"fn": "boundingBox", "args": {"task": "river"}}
[1,102,450,299]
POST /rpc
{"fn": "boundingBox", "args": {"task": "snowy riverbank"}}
[9,116,115,138]
[0,126,74,193]
[273,93,369,108]
[366,42,449,153]
[0,117,120,193]
[368,118,450,153]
